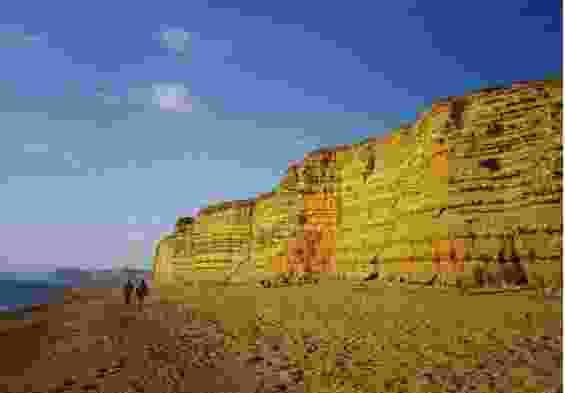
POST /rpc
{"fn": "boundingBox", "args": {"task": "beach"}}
[0,286,304,393]
[0,282,561,393]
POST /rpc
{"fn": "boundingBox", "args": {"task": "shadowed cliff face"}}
[154,80,562,285]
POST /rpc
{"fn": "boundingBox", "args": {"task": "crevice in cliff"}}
[449,96,469,130]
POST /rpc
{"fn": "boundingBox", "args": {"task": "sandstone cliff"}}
[153,80,562,285]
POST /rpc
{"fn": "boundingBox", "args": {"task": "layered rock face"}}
[153,80,562,285]
[444,81,563,269]
[189,200,255,280]
[252,190,304,274]
[287,150,338,274]
[154,236,176,283]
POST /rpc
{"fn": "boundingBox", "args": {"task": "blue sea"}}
[0,277,71,313]
[0,270,150,313]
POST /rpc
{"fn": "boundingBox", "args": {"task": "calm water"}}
[0,279,71,312]
[0,271,151,313]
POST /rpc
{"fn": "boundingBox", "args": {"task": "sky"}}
[0,0,561,273]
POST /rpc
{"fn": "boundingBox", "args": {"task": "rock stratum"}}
[153,80,563,285]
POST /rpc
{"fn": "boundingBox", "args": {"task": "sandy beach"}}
[0,287,305,393]
[0,283,562,393]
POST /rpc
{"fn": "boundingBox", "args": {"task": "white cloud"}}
[151,83,193,113]
[156,26,191,54]
[125,82,208,113]
[23,143,49,153]
[97,80,196,115]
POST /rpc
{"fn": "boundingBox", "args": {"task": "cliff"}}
[153,80,562,285]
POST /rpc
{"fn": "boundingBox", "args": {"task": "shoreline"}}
[0,281,561,393]
[0,286,123,323]
[0,275,153,317]
[0,284,304,393]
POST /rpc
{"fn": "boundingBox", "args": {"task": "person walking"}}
[123,279,134,305]
[135,279,149,311]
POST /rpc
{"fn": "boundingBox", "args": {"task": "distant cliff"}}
[154,80,562,285]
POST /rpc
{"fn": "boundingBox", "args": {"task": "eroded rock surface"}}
[154,80,562,286]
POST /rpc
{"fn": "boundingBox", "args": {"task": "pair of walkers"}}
[123,279,149,310]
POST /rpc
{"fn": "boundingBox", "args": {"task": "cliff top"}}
[196,198,257,217]
[176,78,561,223]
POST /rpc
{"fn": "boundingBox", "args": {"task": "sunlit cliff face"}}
[153,81,563,284]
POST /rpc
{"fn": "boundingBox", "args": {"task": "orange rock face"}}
[431,103,450,113]
[400,255,417,273]
[285,225,337,274]
[432,239,465,273]
[302,190,337,274]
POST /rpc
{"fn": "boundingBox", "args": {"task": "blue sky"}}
[0,0,561,272]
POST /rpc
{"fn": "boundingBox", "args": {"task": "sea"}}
[0,270,151,314]
[0,276,71,313]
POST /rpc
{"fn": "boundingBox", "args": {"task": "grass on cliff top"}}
[155,272,561,393]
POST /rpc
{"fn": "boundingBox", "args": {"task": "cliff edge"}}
[154,80,562,285]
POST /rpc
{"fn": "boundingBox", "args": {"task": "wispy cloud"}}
[151,83,193,112]
[155,26,191,55]
[124,82,195,113]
